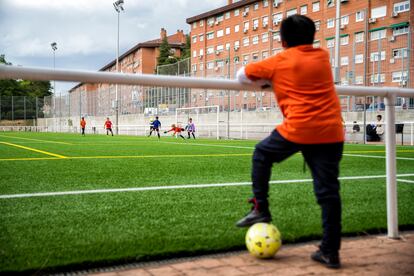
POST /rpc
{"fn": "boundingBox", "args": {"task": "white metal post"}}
[384,93,398,239]
[334,0,341,83]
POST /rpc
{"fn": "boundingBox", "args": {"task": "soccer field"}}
[0,132,413,273]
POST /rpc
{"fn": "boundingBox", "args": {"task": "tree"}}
[180,34,191,60]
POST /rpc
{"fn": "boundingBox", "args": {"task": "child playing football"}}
[148,116,161,139]
[104,117,114,136]
[236,15,344,269]
[80,117,86,136]
[164,124,185,140]
[185,118,196,139]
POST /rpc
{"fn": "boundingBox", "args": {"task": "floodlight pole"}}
[114,0,124,135]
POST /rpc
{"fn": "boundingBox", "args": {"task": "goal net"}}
[175,105,220,139]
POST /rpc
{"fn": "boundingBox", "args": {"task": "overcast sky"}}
[0,0,226,93]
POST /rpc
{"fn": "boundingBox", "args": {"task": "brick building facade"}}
[68,29,187,116]
[186,0,413,110]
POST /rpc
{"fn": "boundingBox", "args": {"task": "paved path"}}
[90,232,414,276]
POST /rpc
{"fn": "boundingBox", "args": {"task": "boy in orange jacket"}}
[236,15,344,269]
[80,117,86,136]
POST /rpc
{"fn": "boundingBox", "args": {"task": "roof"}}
[186,0,258,24]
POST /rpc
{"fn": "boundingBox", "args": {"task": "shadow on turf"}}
[3,225,414,275]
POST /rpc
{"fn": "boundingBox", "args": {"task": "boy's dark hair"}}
[280,15,315,47]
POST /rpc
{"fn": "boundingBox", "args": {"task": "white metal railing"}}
[1,64,414,239]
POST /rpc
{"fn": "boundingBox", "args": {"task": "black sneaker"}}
[311,250,341,269]
[236,209,272,227]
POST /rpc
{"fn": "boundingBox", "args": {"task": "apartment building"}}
[187,0,413,110]
[68,29,187,116]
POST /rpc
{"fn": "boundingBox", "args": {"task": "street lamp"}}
[113,0,124,135]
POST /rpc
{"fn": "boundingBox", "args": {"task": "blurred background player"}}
[148,116,161,139]
[164,124,185,140]
[80,117,86,136]
[185,118,196,139]
[235,15,344,269]
[148,119,154,136]
[104,117,114,136]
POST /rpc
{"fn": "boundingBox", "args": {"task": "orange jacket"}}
[245,45,344,144]
[80,120,86,128]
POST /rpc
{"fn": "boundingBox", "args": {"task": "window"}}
[370,51,386,62]
[263,0,269,8]
[340,35,349,45]
[273,31,281,41]
[234,41,240,49]
[235,25,240,33]
[392,48,408,58]
[341,56,349,66]
[253,19,259,29]
[244,6,250,13]
[327,18,335,28]
[252,35,259,45]
[244,21,250,31]
[206,32,214,40]
[314,20,321,31]
[254,3,259,10]
[192,22,197,29]
[252,52,259,61]
[243,37,250,47]
[216,45,224,53]
[262,16,269,27]
[370,29,386,41]
[287,8,297,17]
[243,55,249,65]
[370,74,385,84]
[216,14,224,22]
[262,32,269,43]
[206,62,214,70]
[313,40,320,48]
[192,50,197,58]
[327,0,334,8]
[225,43,230,50]
[355,54,364,64]
[394,1,410,13]
[216,60,224,68]
[300,5,307,15]
[327,38,335,48]
[199,63,204,71]
[192,64,197,72]
[192,36,197,43]
[341,15,349,26]
[225,27,230,35]
[199,20,204,27]
[234,9,240,16]
[272,48,283,55]
[312,1,320,12]
[273,13,283,25]
[207,17,215,26]
[393,25,409,36]
[371,6,387,19]
[199,49,204,56]
[206,47,214,55]
[355,76,363,84]
[199,34,204,42]
[356,10,364,22]
[262,51,269,59]
[391,71,408,82]
[355,32,364,43]
[225,12,231,19]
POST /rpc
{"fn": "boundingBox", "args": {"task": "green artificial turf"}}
[0,132,413,273]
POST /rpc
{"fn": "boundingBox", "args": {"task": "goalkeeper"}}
[164,124,185,140]
[235,15,344,269]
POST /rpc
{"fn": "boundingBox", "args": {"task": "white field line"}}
[1,173,414,199]
[397,178,414,184]
[343,153,414,161]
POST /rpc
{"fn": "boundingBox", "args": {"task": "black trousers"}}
[252,130,343,255]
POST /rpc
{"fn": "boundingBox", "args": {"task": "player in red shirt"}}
[164,124,185,140]
[80,117,86,136]
[104,117,114,136]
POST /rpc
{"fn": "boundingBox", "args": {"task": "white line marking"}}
[1,173,413,199]
[159,141,254,150]
[343,153,414,161]
[397,178,414,184]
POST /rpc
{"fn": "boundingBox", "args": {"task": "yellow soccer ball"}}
[245,223,282,259]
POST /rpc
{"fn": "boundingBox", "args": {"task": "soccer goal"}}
[175,105,220,139]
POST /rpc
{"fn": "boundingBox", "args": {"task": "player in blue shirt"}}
[148,116,161,139]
